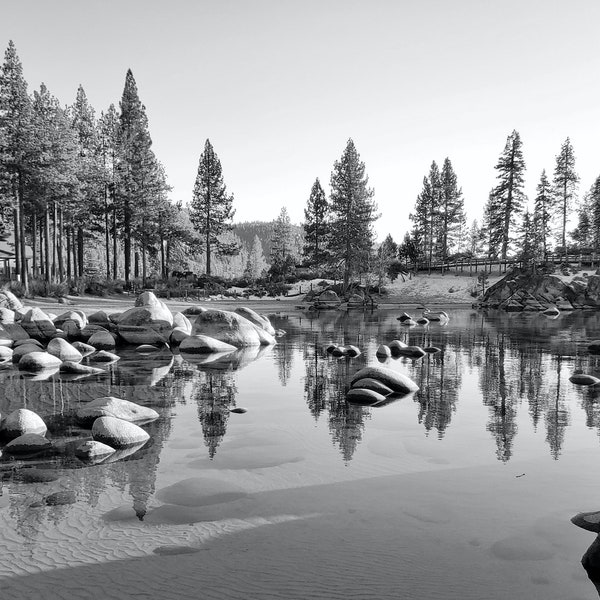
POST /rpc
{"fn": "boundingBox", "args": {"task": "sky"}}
[2,0,600,241]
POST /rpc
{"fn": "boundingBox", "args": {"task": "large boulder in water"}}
[1,408,47,439]
[117,302,173,345]
[350,366,419,394]
[88,329,117,351]
[191,309,273,347]
[18,351,62,371]
[4,433,52,455]
[180,334,237,354]
[235,307,276,335]
[20,308,57,341]
[46,338,83,363]
[76,397,159,426]
[92,416,150,449]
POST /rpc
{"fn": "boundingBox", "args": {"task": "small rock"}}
[424,346,442,354]
[44,491,77,506]
[351,377,393,394]
[72,341,96,357]
[18,351,63,372]
[1,408,47,439]
[59,361,104,375]
[346,388,387,404]
[89,350,120,363]
[230,407,247,414]
[75,440,116,460]
[346,345,361,357]
[350,366,419,394]
[77,397,159,426]
[376,344,391,358]
[569,373,600,386]
[46,338,83,363]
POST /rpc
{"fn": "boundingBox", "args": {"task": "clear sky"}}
[2,0,599,241]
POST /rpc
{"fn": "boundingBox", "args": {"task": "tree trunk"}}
[124,205,131,283]
[66,224,71,279]
[57,207,64,281]
[52,202,57,281]
[12,205,20,281]
[113,204,118,280]
[142,245,147,286]
[32,212,37,276]
[72,226,78,279]
[134,250,139,279]
[160,236,166,279]
[17,173,28,293]
[44,207,51,283]
[105,184,111,280]
[77,227,84,277]
[206,230,211,276]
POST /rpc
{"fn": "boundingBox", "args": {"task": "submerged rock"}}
[75,440,116,460]
[569,373,600,386]
[191,309,272,347]
[4,433,52,454]
[179,334,237,354]
[18,351,62,372]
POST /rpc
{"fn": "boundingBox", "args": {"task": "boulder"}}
[87,329,116,351]
[0,290,23,310]
[91,416,150,449]
[12,342,43,364]
[0,346,12,362]
[47,338,83,363]
[331,346,347,357]
[376,344,391,358]
[72,341,96,357]
[423,346,442,354]
[346,388,387,405]
[18,351,63,371]
[182,305,207,316]
[389,340,408,356]
[59,361,104,375]
[0,322,29,342]
[135,344,160,353]
[117,304,173,345]
[135,290,166,308]
[77,396,159,426]
[399,318,417,326]
[394,345,426,359]
[346,345,361,357]
[569,373,600,386]
[416,317,429,325]
[88,311,111,326]
[3,433,52,455]
[350,366,419,394]
[351,377,393,395]
[235,307,276,335]
[0,307,15,323]
[173,312,192,334]
[170,327,190,345]
[191,309,266,347]
[89,350,120,363]
[179,334,237,354]
[397,313,413,322]
[20,308,58,341]
[13,338,43,348]
[75,440,116,460]
[53,310,87,330]
[1,408,47,438]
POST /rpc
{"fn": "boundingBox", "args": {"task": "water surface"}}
[1,308,600,599]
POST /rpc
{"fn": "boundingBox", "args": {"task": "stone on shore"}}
[59,361,104,375]
[75,440,116,460]
[87,329,116,351]
[89,350,120,363]
[350,365,419,394]
[12,343,42,363]
[235,307,276,335]
[20,308,57,341]
[117,304,173,345]
[0,290,23,311]
[0,307,15,323]
[72,341,96,357]
[92,416,150,448]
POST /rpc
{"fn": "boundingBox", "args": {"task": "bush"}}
[28,278,69,298]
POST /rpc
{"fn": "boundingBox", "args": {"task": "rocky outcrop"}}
[479,268,600,311]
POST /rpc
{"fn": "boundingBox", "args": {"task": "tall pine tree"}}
[328,139,377,288]
[438,157,466,262]
[532,169,552,260]
[490,130,526,259]
[302,177,329,269]
[189,139,236,276]
[552,137,579,256]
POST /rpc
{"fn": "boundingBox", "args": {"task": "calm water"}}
[2,308,600,599]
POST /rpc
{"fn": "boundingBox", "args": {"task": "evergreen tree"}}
[189,138,236,276]
[518,209,536,265]
[438,157,466,261]
[244,234,267,281]
[328,139,378,288]
[482,189,502,259]
[571,189,593,250]
[410,161,441,266]
[490,130,526,259]
[116,69,153,282]
[376,233,397,287]
[467,219,483,257]
[552,137,579,255]
[269,206,294,280]
[0,41,33,290]
[587,175,600,250]
[302,177,329,269]
[532,170,553,260]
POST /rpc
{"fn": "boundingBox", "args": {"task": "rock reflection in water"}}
[572,511,600,597]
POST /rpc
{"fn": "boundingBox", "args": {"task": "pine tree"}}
[491,130,526,259]
[571,189,593,250]
[410,161,441,267]
[0,41,33,290]
[269,206,294,280]
[116,69,153,282]
[588,176,600,250]
[189,139,236,276]
[302,177,329,269]
[244,234,267,281]
[482,189,502,259]
[467,219,483,257]
[328,139,378,288]
[376,233,397,288]
[532,170,553,260]
[518,209,536,265]
[438,158,466,262]
[552,137,579,256]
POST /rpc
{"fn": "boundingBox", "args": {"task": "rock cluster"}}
[478,268,600,311]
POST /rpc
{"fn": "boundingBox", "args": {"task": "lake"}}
[1,307,600,599]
